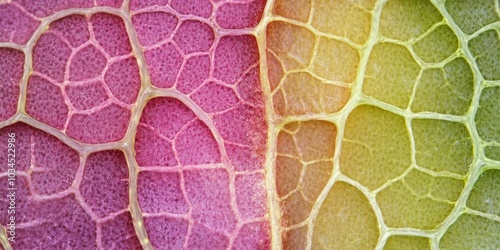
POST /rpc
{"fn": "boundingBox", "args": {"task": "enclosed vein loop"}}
[1,3,143,248]
[0,123,141,249]
[25,12,140,144]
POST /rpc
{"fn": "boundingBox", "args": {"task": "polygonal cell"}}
[143,215,189,250]
[302,160,333,201]
[293,120,336,162]
[411,57,474,115]
[80,150,129,218]
[273,72,350,116]
[402,170,433,197]
[413,119,473,175]
[266,21,315,71]
[138,171,188,214]
[275,155,302,198]
[0,48,23,122]
[377,169,456,229]
[233,221,271,250]
[266,51,285,92]
[312,182,379,249]
[213,103,266,147]
[277,122,335,227]
[174,119,221,165]
[279,123,300,144]
[310,36,360,83]
[14,0,92,17]
[363,42,420,108]
[0,123,79,195]
[0,4,40,44]
[187,223,229,250]
[227,91,254,118]
[281,191,313,227]
[184,168,237,234]
[235,173,267,220]
[467,169,500,216]
[485,146,500,161]
[379,0,443,41]
[69,44,107,81]
[144,42,183,88]
[171,0,212,18]
[32,32,71,82]
[177,55,210,94]
[428,176,464,202]
[475,87,500,143]
[138,97,196,140]
[273,0,311,23]
[275,121,326,197]
[282,226,308,250]
[101,212,141,249]
[311,0,374,44]
[340,105,411,190]
[132,11,178,47]
[31,133,80,195]
[91,13,131,57]
[135,98,198,167]
[412,25,458,63]
[135,124,178,167]
[129,0,168,11]
[14,194,96,249]
[277,122,300,149]
[214,35,259,85]
[26,75,68,130]
[66,103,130,143]
[384,235,430,250]
[215,0,266,29]
[236,66,264,105]
[104,57,141,104]
[440,214,500,249]
[49,14,89,48]
[445,0,499,35]
[468,30,500,80]
[173,20,214,54]
[191,81,240,113]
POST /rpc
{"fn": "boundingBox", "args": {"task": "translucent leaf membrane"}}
[1,1,269,249]
[0,0,499,250]
[266,0,500,249]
